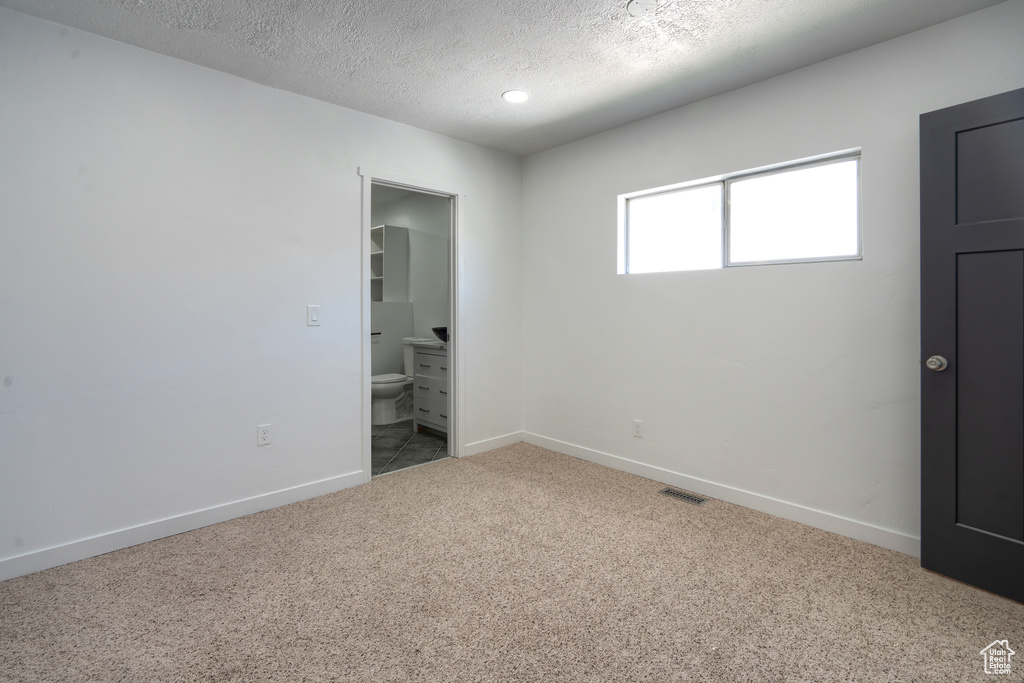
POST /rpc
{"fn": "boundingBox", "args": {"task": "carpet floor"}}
[1,442,1022,682]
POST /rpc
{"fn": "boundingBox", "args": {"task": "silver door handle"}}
[926,355,948,371]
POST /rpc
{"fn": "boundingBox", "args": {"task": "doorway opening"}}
[361,172,457,478]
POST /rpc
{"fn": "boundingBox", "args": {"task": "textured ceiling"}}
[0,0,1005,155]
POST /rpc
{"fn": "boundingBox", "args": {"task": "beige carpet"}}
[1,443,1022,682]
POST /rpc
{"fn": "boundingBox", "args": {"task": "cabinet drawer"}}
[413,375,448,401]
[414,397,448,429]
[413,351,448,380]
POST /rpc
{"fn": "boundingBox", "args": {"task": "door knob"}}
[926,355,948,371]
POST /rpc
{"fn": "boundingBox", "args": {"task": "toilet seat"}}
[372,373,410,384]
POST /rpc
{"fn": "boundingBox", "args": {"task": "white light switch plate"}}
[307,305,321,326]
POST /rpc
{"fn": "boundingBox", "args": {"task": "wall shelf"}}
[369,225,409,303]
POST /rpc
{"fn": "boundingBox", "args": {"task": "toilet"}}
[370,373,413,425]
[370,338,437,425]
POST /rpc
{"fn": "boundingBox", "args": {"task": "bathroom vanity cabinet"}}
[369,225,409,303]
[412,347,447,435]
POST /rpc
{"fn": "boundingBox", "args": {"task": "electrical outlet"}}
[633,419,643,438]
[257,424,272,446]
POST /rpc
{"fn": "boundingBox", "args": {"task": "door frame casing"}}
[358,166,464,481]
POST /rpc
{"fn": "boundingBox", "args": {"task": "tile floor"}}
[371,421,448,476]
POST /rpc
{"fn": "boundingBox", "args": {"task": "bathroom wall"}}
[373,190,450,239]
[407,231,449,339]
[372,190,451,339]
[0,7,523,580]
[370,302,414,376]
[521,0,1024,556]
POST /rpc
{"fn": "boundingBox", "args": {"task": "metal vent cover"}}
[660,487,707,505]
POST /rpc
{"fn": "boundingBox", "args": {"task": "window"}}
[618,152,860,274]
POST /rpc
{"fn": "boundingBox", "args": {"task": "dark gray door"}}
[921,87,1024,604]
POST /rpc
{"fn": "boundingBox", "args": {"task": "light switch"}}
[307,305,321,326]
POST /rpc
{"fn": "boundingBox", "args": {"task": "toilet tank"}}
[403,342,415,377]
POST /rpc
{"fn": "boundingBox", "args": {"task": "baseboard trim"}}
[521,432,920,557]
[0,471,365,582]
[2,434,921,581]
[463,431,525,457]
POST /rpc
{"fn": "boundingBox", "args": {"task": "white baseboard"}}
[2,434,922,582]
[463,430,525,456]
[521,432,921,557]
[0,471,365,582]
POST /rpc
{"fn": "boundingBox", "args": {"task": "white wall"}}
[0,7,522,579]
[407,230,450,339]
[373,191,451,239]
[521,0,1024,555]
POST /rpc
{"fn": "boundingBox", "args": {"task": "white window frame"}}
[618,149,862,274]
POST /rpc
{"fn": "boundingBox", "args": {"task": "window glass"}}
[729,159,859,264]
[619,152,860,274]
[626,184,723,274]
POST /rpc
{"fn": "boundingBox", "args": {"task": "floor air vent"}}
[660,487,707,505]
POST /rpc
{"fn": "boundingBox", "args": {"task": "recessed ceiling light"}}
[502,90,529,103]
[626,0,658,17]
